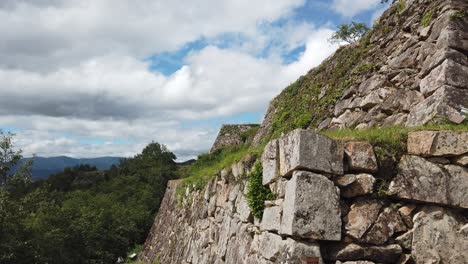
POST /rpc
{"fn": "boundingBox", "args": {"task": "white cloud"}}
[0,0,305,72]
[332,0,381,17]
[0,0,342,159]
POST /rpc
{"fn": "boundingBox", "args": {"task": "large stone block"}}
[279,129,343,177]
[345,198,383,240]
[260,203,282,232]
[280,170,341,241]
[420,60,468,95]
[344,141,378,173]
[388,155,468,209]
[262,139,279,185]
[412,206,468,263]
[407,130,468,157]
[323,243,402,264]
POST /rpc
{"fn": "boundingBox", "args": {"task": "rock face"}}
[210,124,259,153]
[252,0,468,146]
[280,171,342,241]
[278,129,343,176]
[412,206,468,263]
[344,142,378,173]
[388,155,468,209]
[407,130,468,157]
[139,129,467,264]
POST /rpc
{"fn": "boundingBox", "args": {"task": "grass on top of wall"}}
[321,122,468,155]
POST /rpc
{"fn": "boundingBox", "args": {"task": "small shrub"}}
[246,162,276,219]
[396,0,407,14]
[450,10,467,20]
[421,10,434,27]
[329,21,370,44]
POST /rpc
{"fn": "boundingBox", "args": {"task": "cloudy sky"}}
[0,0,389,160]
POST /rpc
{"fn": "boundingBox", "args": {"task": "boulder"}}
[260,203,282,232]
[262,139,279,185]
[358,75,387,95]
[344,142,378,173]
[280,171,341,241]
[412,206,468,263]
[324,243,402,264]
[235,192,252,223]
[419,60,468,95]
[406,86,467,126]
[388,155,468,209]
[336,174,376,198]
[407,130,468,157]
[278,129,343,177]
[361,207,407,245]
[345,198,383,240]
[281,238,323,264]
[258,232,284,261]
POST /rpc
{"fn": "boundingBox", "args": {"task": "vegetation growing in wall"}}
[246,162,275,219]
[265,31,375,142]
[421,10,434,27]
[450,10,467,20]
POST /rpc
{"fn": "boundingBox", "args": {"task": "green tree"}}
[329,21,370,44]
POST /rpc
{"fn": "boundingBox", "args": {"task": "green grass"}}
[246,162,276,219]
[176,144,265,199]
[322,123,468,153]
[421,10,434,27]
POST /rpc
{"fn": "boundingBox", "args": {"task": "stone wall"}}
[252,0,468,146]
[210,124,259,153]
[139,129,468,264]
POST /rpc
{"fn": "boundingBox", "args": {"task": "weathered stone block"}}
[279,129,343,177]
[260,203,282,232]
[412,206,468,263]
[344,141,378,173]
[420,60,468,95]
[407,130,468,157]
[323,243,402,264]
[262,139,279,185]
[361,207,407,245]
[335,174,376,198]
[388,155,468,209]
[345,198,383,240]
[282,238,323,264]
[280,170,341,241]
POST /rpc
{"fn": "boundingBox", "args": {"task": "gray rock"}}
[262,139,279,185]
[389,155,468,209]
[361,207,407,245]
[280,170,341,241]
[235,192,252,222]
[324,243,402,264]
[344,141,378,173]
[278,129,343,177]
[260,203,282,232]
[406,86,468,126]
[420,60,468,95]
[269,177,287,199]
[412,206,468,264]
[345,198,383,240]
[358,75,387,95]
[336,174,376,198]
[407,130,468,157]
[281,238,323,264]
[258,232,284,261]
[395,230,413,251]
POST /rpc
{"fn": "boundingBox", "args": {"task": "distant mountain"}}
[15,156,123,180]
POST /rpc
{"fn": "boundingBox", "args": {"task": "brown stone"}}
[407,130,468,157]
[344,141,378,173]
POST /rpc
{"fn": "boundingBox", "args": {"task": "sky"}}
[0,0,390,161]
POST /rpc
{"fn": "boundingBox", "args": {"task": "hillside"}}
[252,0,468,145]
[14,156,123,179]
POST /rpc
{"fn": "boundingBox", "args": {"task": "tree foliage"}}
[0,139,178,263]
[329,21,370,44]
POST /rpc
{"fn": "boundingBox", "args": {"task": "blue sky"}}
[0,0,390,160]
